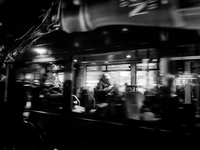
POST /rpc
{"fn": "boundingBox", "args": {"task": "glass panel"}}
[86,71,102,92]
[136,62,157,70]
[137,49,147,59]
[73,52,133,115]
[72,49,200,127]
[107,64,130,71]
[85,71,131,93]
[149,48,158,58]
[87,66,106,71]
[9,62,64,113]
[136,70,158,94]
[108,71,131,92]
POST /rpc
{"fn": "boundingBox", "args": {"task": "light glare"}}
[33,48,47,55]
[126,55,131,58]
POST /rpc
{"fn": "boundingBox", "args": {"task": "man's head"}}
[102,73,111,80]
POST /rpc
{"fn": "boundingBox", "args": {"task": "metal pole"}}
[4,64,9,102]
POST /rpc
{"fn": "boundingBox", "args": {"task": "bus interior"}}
[6,38,200,126]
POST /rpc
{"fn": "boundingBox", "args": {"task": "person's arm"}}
[95,82,104,91]
[42,87,62,102]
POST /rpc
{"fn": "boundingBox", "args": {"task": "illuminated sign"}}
[119,0,159,17]
[61,0,200,33]
[61,0,172,33]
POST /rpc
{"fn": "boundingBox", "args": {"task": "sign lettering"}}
[129,2,147,17]
[119,0,159,17]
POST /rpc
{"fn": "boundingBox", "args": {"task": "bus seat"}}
[93,87,108,103]
[124,91,145,120]
[78,87,96,110]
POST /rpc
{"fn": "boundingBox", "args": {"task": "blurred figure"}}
[45,72,62,93]
[94,73,119,115]
[41,72,63,102]
[31,65,63,110]
[141,75,179,122]
[140,75,177,121]
[94,73,115,103]
[160,75,177,97]
[45,64,62,90]
[159,75,181,126]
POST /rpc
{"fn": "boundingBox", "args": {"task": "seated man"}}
[94,73,115,103]
[39,71,63,107]
[94,73,119,115]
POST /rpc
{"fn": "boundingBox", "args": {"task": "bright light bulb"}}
[122,28,128,32]
[33,48,47,55]
[126,55,131,58]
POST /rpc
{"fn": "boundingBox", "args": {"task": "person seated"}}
[45,69,63,92]
[94,73,115,103]
[94,73,119,115]
[39,71,63,105]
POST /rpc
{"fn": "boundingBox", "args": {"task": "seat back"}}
[124,91,145,120]
[78,87,95,109]
[93,88,106,103]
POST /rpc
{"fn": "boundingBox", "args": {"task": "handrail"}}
[88,94,96,108]
[72,94,80,106]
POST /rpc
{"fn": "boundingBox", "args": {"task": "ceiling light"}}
[126,55,131,58]
[122,28,128,32]
[73,0,81,5]
[33,47,47,55]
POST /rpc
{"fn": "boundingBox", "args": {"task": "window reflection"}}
[10,62,65,112]
[72,49,200,127]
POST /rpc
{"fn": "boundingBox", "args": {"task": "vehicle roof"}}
[18,25,199,62]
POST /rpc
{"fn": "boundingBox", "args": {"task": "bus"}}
[1,0,200,149]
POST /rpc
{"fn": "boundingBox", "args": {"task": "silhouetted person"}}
[159,75,180,127]
[40,72,63,103]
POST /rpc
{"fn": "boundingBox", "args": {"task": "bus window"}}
[71,46,200,126]
[8,61,65,113]
[71,49,159,120]
[136,59,159,94]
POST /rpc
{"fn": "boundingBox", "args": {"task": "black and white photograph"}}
[1,0,200,149]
